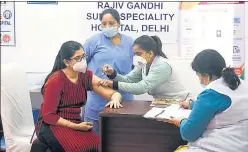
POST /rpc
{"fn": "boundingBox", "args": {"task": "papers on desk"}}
[143,104,191,120]
[150,98,181,107]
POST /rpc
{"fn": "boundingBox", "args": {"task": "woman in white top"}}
[100,35,189,100]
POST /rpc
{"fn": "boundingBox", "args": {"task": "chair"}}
[30,109,53,152]
[1,63,37,152]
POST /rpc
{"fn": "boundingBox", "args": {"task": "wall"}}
[1,2,180,72]
[1,2,89,72]
[135,2,248,99]
[1,2,179,96]
[1,2,248,101]
[245,2,248,86]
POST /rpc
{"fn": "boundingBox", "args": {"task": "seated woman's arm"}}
[92,75,122,108]
[107,67,142,83]
[113,62,171,95]
[180,89,231,142]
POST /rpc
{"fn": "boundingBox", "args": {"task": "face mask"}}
[133,56,147,68]
[201,83,206,88]
[100,26,119,38]
[73,59,87,73]
[199,74,209,88]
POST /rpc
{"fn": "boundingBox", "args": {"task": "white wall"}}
[1,2,248,100]
[1,2,89,72]
[245,2,248,86]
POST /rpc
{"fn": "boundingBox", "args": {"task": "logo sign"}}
[234,67,242,76]
[234,17,240,23]
[2,34,11,43]
[3,10,12,19]
[216,30,221,37]
[233,46,240,53]
[233,30,242,40]
[0,2,15,46]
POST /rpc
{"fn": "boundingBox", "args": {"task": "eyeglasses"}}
[70,54,87,62]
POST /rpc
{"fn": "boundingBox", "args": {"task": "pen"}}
[179,93,190,109]
[155,109,165,118]
[183,93,190,101]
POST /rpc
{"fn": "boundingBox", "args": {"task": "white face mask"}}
[199,74,209,88]
[133,56,147,68]
[100,26,119,38]
[73,59,87,73]
[201,83,206,88]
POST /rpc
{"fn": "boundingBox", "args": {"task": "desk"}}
[99,100,187,152]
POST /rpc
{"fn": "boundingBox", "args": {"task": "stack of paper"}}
[150,98,181,107]
[143,104,191,120]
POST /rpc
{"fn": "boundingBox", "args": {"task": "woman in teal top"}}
[83,8,134,135]
[170,49,248,152]
[101,35,189,100]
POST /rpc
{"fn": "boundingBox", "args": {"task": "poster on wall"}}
[179,2,245,79]
[0,1,16,46]
[82,2,180,43]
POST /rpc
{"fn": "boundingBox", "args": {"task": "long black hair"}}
[133,35,168,59]
[191,49,241,90]
[41,41,83,95]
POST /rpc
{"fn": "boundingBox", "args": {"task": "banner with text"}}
[0,1,16,46]
[179,2,245,79]
[82,2,179,43]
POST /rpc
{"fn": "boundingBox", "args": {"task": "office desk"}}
[99,101,187,152]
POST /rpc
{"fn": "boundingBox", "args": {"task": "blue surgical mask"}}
[100,26,119,38]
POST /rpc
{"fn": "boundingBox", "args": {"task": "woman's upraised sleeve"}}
[42,73,63,125]
[83,70,93,91]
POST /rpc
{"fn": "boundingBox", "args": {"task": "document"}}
[143,104,191,120]
[150,98,181,107]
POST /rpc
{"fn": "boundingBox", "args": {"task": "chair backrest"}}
[1,63,36,152]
